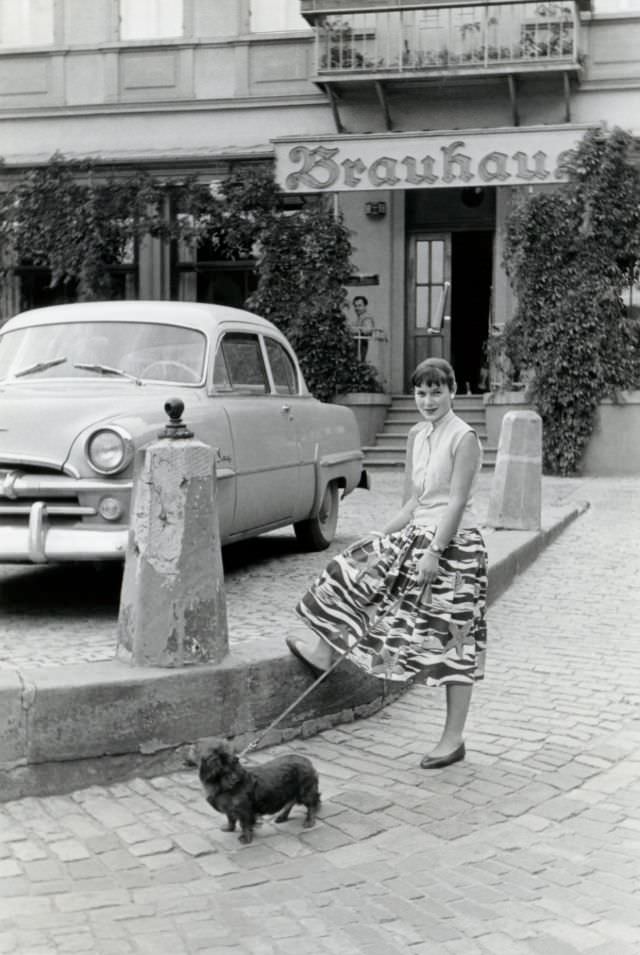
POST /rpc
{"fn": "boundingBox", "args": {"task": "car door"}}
[213,330,299,535]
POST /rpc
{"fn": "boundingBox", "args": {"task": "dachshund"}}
[185,737,320,844]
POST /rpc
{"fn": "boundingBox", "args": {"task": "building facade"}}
[1,0,640,392]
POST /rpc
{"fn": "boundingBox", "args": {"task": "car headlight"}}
[85,427,133,475]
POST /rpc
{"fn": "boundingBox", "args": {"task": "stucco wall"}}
[581,392,640,475]
[485,391,640,475]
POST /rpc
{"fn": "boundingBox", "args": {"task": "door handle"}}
[280,404,291,415]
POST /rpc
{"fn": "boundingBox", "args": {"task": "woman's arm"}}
[416,432,480,587]
[382,495,418,535]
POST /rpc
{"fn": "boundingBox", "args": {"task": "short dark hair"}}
[411,357,456,391]
[352,295,368,307]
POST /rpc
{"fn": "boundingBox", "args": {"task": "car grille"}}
[0,464,95,522]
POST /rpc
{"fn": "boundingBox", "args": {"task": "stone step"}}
[363,393,494,469]
[376,432,489,447]
[363,445,497,469]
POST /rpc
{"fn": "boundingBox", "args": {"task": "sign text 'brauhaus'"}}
[274,128,591,192]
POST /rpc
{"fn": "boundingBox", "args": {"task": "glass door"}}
[406,233,451,382]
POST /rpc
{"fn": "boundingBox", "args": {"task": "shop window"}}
[175,235,258,309]
[249,0,309,33]
[0,0,54,49]
[16,266,137,313]
[120,0,183,40]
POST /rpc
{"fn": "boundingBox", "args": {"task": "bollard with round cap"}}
[117,398,228,667]
[486,409,542,531]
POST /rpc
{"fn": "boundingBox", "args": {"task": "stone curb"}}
[0,500,588,801]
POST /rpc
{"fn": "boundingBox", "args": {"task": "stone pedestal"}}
[486,410,542,531]
[118,427,228,667]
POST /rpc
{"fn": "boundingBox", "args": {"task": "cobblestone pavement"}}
[0,471,584,669]
[1,477,639,954]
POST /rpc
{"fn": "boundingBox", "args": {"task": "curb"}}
[0,501,588,801]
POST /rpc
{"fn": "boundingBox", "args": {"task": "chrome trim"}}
[1,470,19,499]
[319,450,365,467]
[0,504,96,516]
[28,502,47,563]
[0,453,80,477]
[0,514,129,563]
[0,473,133,498]
[85,425,134,476]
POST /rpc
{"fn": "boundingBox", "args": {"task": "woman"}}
[286,357,487,769]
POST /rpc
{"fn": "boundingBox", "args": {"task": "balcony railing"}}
[313,2,580,76]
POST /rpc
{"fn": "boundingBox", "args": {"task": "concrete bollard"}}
[486,410,542,531]
[117,398,228,667]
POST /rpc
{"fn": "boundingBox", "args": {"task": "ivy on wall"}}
[500,126,640,475]
[0,156,381,400]
[0,154,168,300]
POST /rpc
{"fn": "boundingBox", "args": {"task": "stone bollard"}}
[486,410,542,531]
[117,398,229,667]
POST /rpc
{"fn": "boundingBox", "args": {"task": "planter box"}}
[581,391,640,475]
[485,389,640,475]
[335,392,392,447]
[484,390,533,446]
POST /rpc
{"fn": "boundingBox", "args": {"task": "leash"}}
[237,639,364,759]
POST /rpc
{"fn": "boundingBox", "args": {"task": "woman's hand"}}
[416,549,440,596]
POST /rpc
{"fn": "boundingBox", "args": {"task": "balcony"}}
[301,1,585,127]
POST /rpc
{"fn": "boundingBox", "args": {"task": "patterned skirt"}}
[295,525,488,685]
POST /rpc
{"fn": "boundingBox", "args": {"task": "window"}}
[120,0,183,41]
[175,235,258,309]
[266,339,298,395]
[593,0,640,9]
[216,333,268,394]
[0,0,54,48]
[250,0,308,33]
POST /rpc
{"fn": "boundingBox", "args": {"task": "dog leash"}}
[237,556,442,760]
[237,638,365,759]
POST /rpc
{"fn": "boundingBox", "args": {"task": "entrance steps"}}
[362,394,497,469]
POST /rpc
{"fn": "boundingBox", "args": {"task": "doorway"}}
[450,231,493,394]
[406,230,493,392]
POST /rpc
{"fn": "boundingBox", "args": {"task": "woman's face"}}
[414,378,454,425]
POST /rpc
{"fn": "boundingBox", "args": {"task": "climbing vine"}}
[0,154,169,301]
[0,156,380,401]
[500,126,640,475]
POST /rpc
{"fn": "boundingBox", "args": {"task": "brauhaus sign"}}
[274,126,592,192]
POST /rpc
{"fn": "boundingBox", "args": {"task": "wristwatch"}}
[429,541,444,555]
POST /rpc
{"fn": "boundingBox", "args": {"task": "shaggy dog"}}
[185,737,321,844]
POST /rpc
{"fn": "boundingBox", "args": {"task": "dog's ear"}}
[183,744,198,768]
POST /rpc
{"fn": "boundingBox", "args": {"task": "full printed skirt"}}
[295,525,488,684]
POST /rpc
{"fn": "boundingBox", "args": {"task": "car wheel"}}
[294,481,340,551]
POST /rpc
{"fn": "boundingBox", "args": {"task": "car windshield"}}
[0,321,207,384]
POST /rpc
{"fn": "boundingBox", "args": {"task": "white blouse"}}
[410,410,482,531]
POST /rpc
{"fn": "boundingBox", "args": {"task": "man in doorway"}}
[351,295,375,361]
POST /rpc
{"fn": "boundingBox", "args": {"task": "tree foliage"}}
[0,157,381,400]
[247,199,382,401]
[501,126,640,474]
[0,154,168,300]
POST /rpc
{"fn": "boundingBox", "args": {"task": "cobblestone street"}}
[0,477,639,954]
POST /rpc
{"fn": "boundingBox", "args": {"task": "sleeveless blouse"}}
[410,410,482,531]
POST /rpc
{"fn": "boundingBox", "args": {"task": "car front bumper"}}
[0,509,129,563]
[0,472,132,563]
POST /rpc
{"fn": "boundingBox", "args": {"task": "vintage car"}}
[0,301,367,564]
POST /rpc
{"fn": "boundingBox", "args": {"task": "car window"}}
[265,338,298,396]
[0,321,206,383]
[217,333,268,394]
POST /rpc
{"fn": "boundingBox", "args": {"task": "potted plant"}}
[334,360,391,449]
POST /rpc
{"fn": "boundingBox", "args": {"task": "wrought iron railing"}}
[314,2,579,75]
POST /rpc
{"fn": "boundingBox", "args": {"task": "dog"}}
[185,737,321,844]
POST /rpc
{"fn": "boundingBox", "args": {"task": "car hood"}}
[0,382,199,469]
